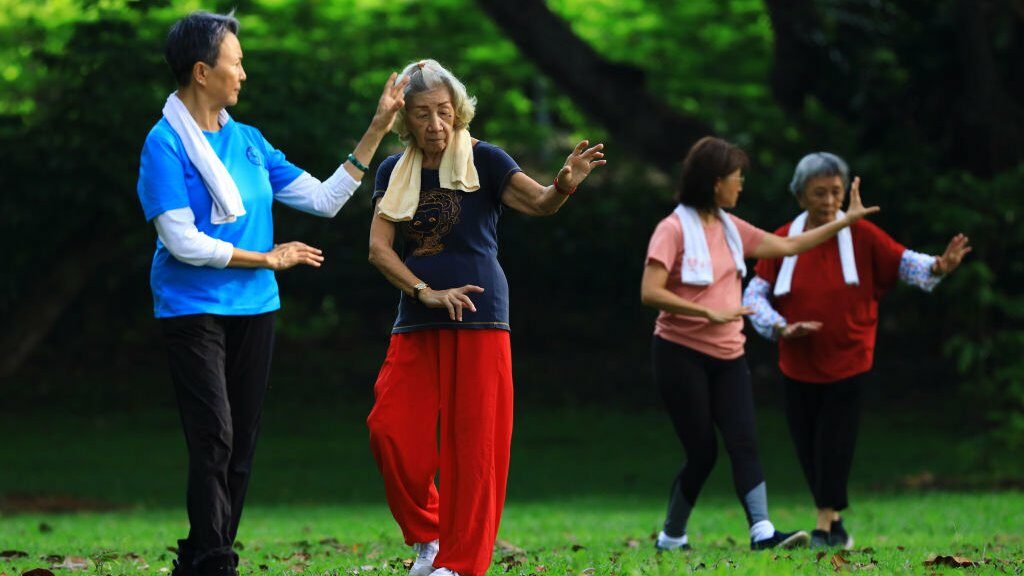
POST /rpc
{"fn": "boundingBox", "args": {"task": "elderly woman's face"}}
[406,87,455,156]
[714,168,744,209]
[199,32,246,107]
[799,175,845,223]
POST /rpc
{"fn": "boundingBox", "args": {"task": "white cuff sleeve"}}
[274,165,361,217]
[154,208,234,268]
[899,249,942,293]
[742,275,786,342]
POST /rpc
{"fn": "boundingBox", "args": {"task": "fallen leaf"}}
[495,540,526,555]
[0,552,27,559]
[38,557,61,565]
[897,546,905,551]
[37,524,52,534]
[831,553,850,572]
[725,536,737,546]
[861,547,875,554]
[923,554,976,568]
[287,564,306,573]
[534,565,546,573]
[22,570,55,576]
[623,538,640,549]
[258,565,268,572]
[570,544,586,552]
[579,569,596,575]
[815,551,826,561]
[52,556,90,571]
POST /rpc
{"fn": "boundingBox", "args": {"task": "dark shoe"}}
[171,539,194,576]
[750,529,810,550]
[830,519,854,550]
[195,557,238,576]
[809,529,831,549]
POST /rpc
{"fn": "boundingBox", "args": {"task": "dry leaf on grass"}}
[923,554,976,568]
[0,552,27,559]
[570,544,586,552]
[830,552,850,572]
[623,538,640,549]
[51,556,90,571]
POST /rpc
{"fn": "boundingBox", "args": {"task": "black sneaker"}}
[195,557,238,576]
[750,530,810,550]
[171,539,193,576]
[809,529,831,549]
[830,519,854,550]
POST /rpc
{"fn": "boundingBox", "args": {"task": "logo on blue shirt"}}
[245,146,263,167]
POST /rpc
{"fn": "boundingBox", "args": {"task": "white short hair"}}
[789,152,850,197]
[393,59,477,143]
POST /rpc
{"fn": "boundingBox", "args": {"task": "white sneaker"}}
[428,569,459,576]
[655,530,690,551]
[408,540,439,576]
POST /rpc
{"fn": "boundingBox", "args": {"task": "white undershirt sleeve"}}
[273,165,361,217]
[154,207,234,268]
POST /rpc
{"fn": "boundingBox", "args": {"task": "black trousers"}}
[161,312,276,568]
[652,336,766,534]
[783,372,865,511]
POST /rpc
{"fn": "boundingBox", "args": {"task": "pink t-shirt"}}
[645,212,767,359]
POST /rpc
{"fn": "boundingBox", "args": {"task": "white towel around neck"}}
[774,210,859,296]
[162,92,246,225]
[674,205,747,286]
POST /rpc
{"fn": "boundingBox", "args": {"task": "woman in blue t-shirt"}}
[365,60,606,576]
[135,11,406,576]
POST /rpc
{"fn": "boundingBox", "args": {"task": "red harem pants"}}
[367,329,513,576]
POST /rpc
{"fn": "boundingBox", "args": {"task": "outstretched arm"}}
[900,233,971,292]
[752,176,880,259]
[500,140,605,216]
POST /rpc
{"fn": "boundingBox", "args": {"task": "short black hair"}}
[164,11,240,87]
[674,136,750,211]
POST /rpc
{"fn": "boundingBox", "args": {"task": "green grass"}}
[2,404,1023,574]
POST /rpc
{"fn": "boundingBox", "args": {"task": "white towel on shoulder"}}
[674,204,747,286]
[774,210,858,296]
[377,129,480,222]
[162,92,245,225]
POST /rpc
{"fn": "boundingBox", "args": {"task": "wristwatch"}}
[412,282,428,302]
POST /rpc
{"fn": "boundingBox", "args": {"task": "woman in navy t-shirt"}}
[366,59,605,576]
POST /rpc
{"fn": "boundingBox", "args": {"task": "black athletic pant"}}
[783,372,865,511]
[161,312,275,569]
[652,336,767,536]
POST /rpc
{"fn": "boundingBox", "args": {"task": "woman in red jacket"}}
[742,152,971,549]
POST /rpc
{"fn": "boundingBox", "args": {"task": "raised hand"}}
[370,72,409,134]
[844,176,881,223]
[706,306,752,324]
[266,241,324,270]
[780,320,823,340]
[555,140,606,191]
[932,233,972,275]
[418,284,485,322]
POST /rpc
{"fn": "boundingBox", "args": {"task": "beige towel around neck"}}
[377,129,480,222]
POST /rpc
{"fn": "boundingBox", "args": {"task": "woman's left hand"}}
[369,72,409,134]
[556,140,606,191]
[843,176,881,223]
[932,233,972,275]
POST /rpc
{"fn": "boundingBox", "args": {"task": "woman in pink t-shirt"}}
[640,136,879,551]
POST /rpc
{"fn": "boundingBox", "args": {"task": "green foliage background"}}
[1,0,1021,451]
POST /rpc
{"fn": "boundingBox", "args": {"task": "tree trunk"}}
[475,0,712,172]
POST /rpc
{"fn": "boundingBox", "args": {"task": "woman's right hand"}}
[779,321,823,340]
[706,306,752,324]
[418,285,485,321]
[265,241,324,270]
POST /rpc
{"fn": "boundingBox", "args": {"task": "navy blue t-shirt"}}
[372,141,521,333]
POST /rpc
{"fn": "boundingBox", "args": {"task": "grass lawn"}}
[2,403,1022,574]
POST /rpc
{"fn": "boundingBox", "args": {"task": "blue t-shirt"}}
[136,117,303,318]
[372,141,521,333]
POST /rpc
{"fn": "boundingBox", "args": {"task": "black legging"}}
[652,336,767,536]
[783,373,865,511]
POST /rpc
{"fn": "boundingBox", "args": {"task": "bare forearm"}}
[228,248,271,269]
[534,183,572,215]
[344,124,389,180]
[369,245,422,297]
[641,287,710,318]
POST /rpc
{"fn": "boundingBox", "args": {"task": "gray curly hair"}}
[392,59,477,143]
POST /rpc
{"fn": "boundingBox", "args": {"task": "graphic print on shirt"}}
[404,187,463,257]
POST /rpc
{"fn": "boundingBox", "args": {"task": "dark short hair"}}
[165,11,240,87]
[674,136,750,211]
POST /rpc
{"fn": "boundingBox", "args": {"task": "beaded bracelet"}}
[347,153,369,173]
[553,176,576,196]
